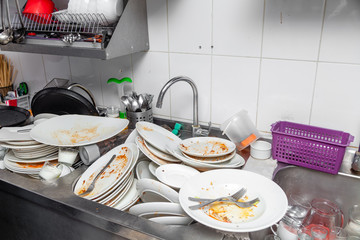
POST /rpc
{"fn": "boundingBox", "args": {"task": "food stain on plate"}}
[16,160,57,169]
[76,147,130,197]
[142,126,153,131]
[203,195,264,224]
[52,125,100,145]
[180,141,229,156]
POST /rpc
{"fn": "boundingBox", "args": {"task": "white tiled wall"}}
[2,0,360,147]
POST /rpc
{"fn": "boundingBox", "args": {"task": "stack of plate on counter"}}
[1,140,59,177]
[73,143,141,211]
[134,122,245,171]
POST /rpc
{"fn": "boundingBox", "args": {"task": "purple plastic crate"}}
[271,121,354,174]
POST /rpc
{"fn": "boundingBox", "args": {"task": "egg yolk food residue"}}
[204,198,257,224]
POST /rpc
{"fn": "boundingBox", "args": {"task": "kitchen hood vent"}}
[0,0,149,60]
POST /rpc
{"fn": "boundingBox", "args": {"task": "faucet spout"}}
[156,76,200,132]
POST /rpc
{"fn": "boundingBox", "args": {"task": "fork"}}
[189,197,260,210]
[78,154,116,197]
[188,188,247,210]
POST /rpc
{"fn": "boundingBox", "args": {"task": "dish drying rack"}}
[11,11,115,44]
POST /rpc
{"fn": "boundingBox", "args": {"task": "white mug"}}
[271,221,298,240]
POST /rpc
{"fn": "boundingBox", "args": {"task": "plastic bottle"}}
[107,77,133,118]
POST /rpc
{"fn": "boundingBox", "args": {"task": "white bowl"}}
[250,140,272,160]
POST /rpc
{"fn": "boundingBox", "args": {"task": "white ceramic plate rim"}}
[74,143,135,199]
[136,178,179,203]
[129,202,186,217]
[148,216,193,225]
[155,164,200,189]
[135,136,170,165]
[179,169,288,232]
[136,122,181,153]
[30,115,129,147]
[179,137,236,157]
[5,150,58,163]
[182,150,236,163]
[144,140,180,163]
[112,178,140,211]
[135,160,156,180]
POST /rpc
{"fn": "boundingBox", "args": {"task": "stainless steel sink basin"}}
[273,165,360,223]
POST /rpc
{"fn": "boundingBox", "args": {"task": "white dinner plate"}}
[129,202,186,217]
[125,129,144,159]
[169,148,245,170]
[136,122,181,153]
[155,164,200,190]
[182,150,236,164]
[113,178,141,211]
[148,216,193,225]
[5,150,58,163]
[0,142,49,150]
[105,173,135,207]
[74,143,134,199]
[30,115,129,147]
[136,178,179,203]
[135,160,157,180]
[144,140,181,163]
[179,169,287,232]
[4,140,40,146]
[0,125,34,141]
[135,136,171,165]
[148,161,158,176]
[179,137,236,157]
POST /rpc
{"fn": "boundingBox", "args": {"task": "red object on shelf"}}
[23,0,57,24]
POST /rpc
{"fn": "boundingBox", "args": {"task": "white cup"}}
[58,147,79,166]
[97,0,124,24]
[271,221,298,240]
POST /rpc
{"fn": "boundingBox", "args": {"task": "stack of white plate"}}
[1,140,59,177]
[172,137,246,171]
[134,122,246,171]
[135,122,182,166]
[73,143,141,211]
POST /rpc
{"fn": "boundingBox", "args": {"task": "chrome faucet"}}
[156,76,202,137]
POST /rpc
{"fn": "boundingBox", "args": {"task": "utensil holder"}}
[126,108,153,129]
[0,85,13,97]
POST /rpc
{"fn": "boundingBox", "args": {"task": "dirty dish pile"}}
[1,140,59,178]
[73,143,140,210]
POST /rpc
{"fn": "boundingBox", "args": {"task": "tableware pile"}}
[73,143,140,211]
[134,122,245,171]
[1,140,59,177]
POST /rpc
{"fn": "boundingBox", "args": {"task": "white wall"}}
[3,0,360,147]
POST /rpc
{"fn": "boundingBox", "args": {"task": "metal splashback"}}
[0,0,149,60]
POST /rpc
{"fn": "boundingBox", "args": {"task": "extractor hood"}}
[0,0,149,60]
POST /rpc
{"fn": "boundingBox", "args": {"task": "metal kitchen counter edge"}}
[0,165,223,240]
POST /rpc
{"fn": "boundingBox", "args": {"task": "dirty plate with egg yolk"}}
[179,169,288,232]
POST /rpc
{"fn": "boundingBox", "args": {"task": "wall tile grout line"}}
[308,0,328,125]
[255,0,267,129]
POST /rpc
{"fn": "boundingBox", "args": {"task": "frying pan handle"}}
[67,83,97,109]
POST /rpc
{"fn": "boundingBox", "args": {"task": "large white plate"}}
[135,160,157,180]
[30,115,129,147]
[136,178,179,203]
[179,137,236,157]
[135,136,171,165]
[74,143,134,199]
[144,140,181,163]
[179,169,287,232]
[5,150,58,163]
[182,150,236,164]
[136,122,181,153]
[129,202,186,217]
[0,125,34,141]
[113,178,141,211]
[168,148,245,170]
[4,140,40,146]
[148,216,193,225]
[155,164,200,190]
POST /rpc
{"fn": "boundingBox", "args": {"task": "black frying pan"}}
[31,87,99,117]
[0,105,30,127]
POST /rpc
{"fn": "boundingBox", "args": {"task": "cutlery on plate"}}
[188,187,246,210]
[189,197,260,210]
[78,154,116,197]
